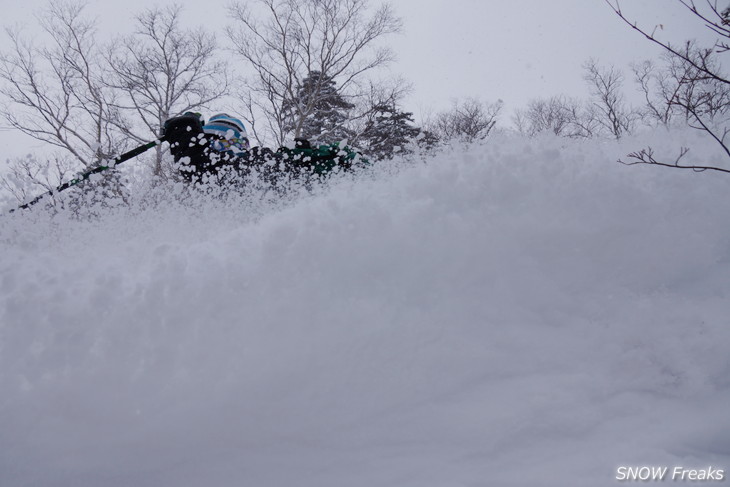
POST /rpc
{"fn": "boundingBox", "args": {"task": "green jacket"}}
[277,140,366,176]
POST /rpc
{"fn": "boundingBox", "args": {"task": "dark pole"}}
[10,139,162,213]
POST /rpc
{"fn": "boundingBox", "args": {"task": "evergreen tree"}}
[359,102,422,160]
[283,71,355,143]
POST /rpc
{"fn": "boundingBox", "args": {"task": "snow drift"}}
[1,129,729,487]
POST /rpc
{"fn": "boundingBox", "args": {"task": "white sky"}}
[0,0,718,158]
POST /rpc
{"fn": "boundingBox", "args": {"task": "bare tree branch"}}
[227,0,401,146]
[583,59,637,138]
[606,0,730,173]
[0,1,122,169]
[105,5,229,178]
[605,0,730,85]
[619,146,730,174]
[429,98,503,143]
[514,95,597,138]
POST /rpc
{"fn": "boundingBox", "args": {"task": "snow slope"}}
[1,129,729,486]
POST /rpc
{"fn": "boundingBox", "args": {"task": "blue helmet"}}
[203,113,250,153]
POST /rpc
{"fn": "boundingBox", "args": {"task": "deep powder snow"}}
[1,129,729,486]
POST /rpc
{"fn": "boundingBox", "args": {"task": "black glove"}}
[161,112,204,144]
[294,138,312,149]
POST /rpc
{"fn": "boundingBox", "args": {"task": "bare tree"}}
[605,0,730,173]
[0,2,123,168]
[631,58,682,126]
[583,59,637,138]
[0,2,233,208]
[514,95,597,138]
[106,5,229,178]
[227,0,402,146]
[428,98,503,143]
[0,153,77,207]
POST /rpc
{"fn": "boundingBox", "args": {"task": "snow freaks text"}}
[616,466,725,481]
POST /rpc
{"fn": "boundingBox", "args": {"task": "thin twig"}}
[619,146,730,173]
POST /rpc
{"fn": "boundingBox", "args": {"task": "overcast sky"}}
[0,0,717,158]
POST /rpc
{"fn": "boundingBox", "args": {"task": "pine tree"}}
[359,102,422,160]
[283,71,355,143]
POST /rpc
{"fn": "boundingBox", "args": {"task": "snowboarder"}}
[161,112,362,187]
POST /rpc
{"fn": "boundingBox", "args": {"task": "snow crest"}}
[1,129,729,486]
